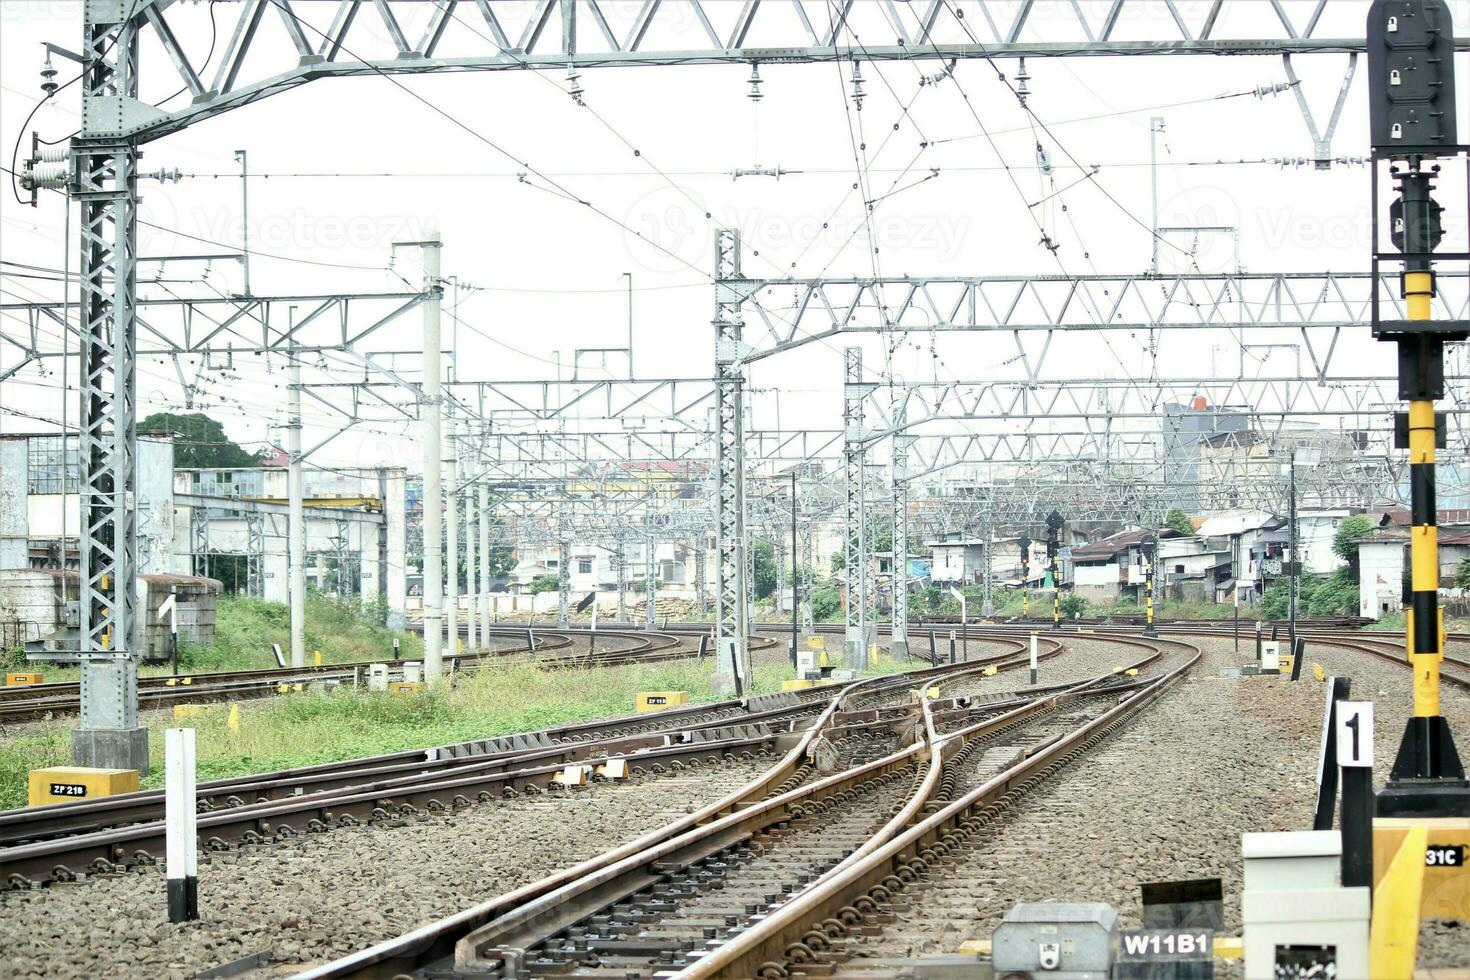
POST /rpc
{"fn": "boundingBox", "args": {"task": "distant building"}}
[1161,397,1249,511]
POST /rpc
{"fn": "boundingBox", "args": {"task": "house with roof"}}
[1070,529,1181,602]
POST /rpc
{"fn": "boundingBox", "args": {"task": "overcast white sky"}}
[2,0,1465,475]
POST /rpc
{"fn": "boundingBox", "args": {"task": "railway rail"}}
[286,632,1192,979]
[0,626,713,724]
[0,635,1052,886]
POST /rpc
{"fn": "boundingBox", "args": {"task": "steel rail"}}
[299,636,1168,978]
[288,630,1118,978]
[676,638,1202,978]
[0,628,710,722]
[0,637,1051,883]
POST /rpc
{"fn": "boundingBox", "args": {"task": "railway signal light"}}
[1367,0,1470,818]
[1368,0,1458,154]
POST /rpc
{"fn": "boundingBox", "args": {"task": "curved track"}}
[279,632,1194,979]
[0,635,1043,886]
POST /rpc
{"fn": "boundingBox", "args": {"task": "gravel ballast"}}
[849,635,1469,972]
[0,762,769,978]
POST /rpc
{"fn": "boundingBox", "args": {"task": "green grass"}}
[9,593,425,684]
[0,642,914,810]
[1366,610,1407,632]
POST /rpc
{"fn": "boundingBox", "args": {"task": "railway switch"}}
[28,766,139,807]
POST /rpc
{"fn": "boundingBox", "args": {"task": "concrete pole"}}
[645,536,657,629]
[464,486,477,650]
[287,331,306,669]
[478,484,491,630]
[444,419,458,660]
[421,235,444,687]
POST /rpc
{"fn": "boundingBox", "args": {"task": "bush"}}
[811,586,841,622]
[1058,592,1089,619]
[1261,567,1358,619]
[529,575,560,595]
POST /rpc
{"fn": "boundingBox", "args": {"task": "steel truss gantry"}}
[45,0,1453,748]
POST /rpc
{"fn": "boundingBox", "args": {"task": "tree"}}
[1332,515,1374,572]
[138,411,262,469]
[1456,554,1470,591]
[1162,509,1194,536]
[830,524,891,573]
[752,540,778,600]
[529,574,559,594]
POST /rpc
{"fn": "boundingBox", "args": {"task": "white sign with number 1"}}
[1336,701,1374,769]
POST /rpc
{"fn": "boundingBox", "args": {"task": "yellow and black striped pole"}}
[1405,272,1443,725]
[1050,548,1060,630]
[1376,167,1469,818]
[1143,532,1157,637]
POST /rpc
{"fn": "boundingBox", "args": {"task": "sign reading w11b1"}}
[1115,929,1214,979]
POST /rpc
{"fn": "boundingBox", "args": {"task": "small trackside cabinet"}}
[992,902,1117,979]
[1241,831,1369,980]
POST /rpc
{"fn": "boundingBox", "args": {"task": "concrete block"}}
[71,727,150,776]
[29,766,139,806]
[636,690,689,713]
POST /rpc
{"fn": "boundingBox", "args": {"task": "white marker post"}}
[949,586,968,661]
[159,589,179,674]
[165,727,199,922]
[1029,632,1039,685]
[1335,701,1374,890]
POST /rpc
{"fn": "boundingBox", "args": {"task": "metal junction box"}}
[992,902,1117,979]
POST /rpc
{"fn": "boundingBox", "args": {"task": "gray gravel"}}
[0,762,770,978]
[846,637,1469,972]
[942,634,1171,701]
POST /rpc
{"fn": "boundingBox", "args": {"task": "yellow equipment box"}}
[1374,817,1470,921]
[388,681,425,694]
[636,690,689,713]
[5,672,43,686]
[29,766,139,807]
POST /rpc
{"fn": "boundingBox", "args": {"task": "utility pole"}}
[234,149,251,296]
[1047,510,1064,630]
[1143,526,1158,637]
[287,312,305,668]
[1287,449,1298,652]
[712,229,750,694]
[478,484,491,630]
[1367,0,1468,816]
[1149,118,1165,275]
[1019,534,1032,620]
[790,470,799,669]
[645,534,657,630]
[890,415,913,659]
[843,347,871,668]
[421,236,444,688]
[444,419,458,658]
[464,485,477,651]
[981,512,995,618]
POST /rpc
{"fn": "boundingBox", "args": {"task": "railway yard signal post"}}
[1046,511,1064,630]
[1368,0,1470,817]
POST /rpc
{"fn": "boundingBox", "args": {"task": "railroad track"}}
[0,626,714,723]
[882,618,1470,692]
[285,632,1193,979]
[0,634,1048,886]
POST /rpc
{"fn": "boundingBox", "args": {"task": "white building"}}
[1359,534,1406,620]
